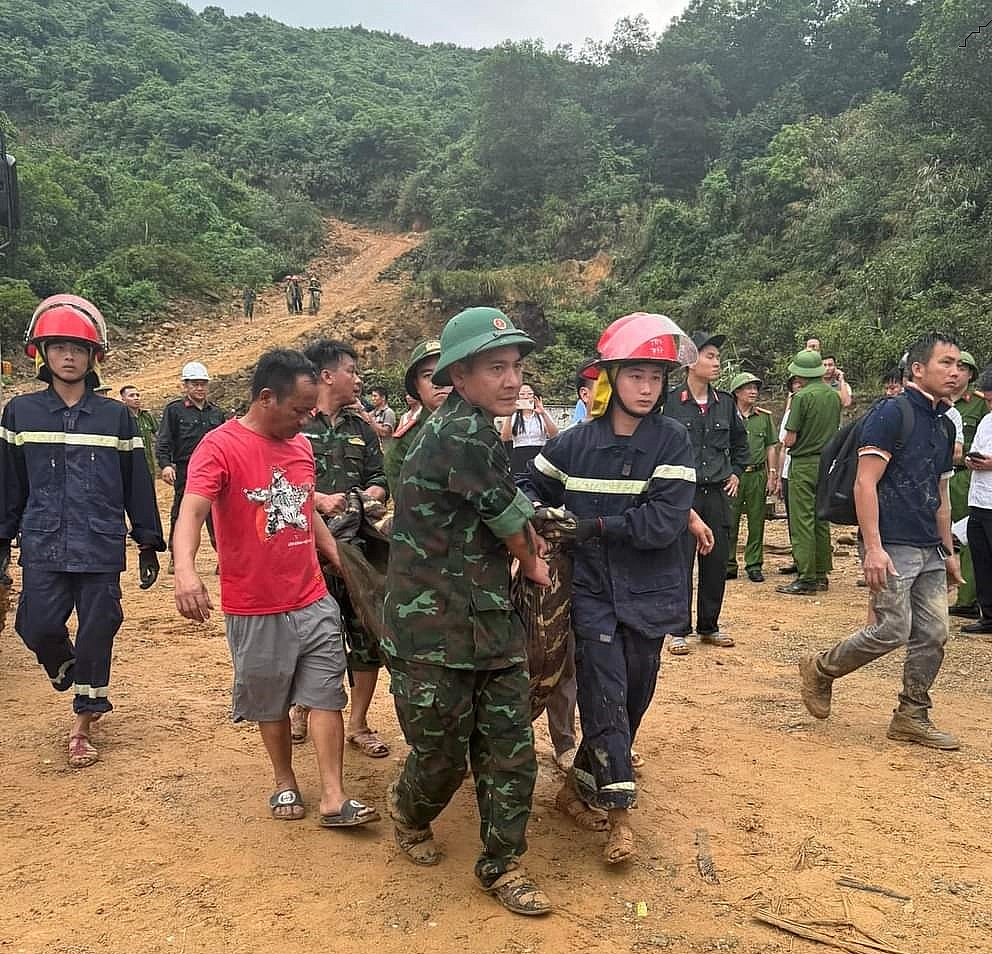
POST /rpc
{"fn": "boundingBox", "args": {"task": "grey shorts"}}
[225,595,348,723]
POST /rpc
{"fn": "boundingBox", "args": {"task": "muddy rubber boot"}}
[886,710,959,750]
[799,653,833,719]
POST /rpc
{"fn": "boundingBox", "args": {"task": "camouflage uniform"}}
[302,407,388,671]
[383,410,425,493]
[383,391,537,886]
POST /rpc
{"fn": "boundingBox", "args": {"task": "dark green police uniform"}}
[728,406,777,574]
[786,379,842,584]
[384,391,537,886]
[132,409,159,480]
[302,406,388,670]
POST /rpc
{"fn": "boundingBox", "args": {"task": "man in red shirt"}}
[172,349,379,828]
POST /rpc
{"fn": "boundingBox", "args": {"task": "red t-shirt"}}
[185,419,328,615]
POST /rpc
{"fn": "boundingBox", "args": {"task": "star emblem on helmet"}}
[492,317,508,330]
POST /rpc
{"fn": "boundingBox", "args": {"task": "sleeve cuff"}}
[601,514,626,539]
[484,488,535,539]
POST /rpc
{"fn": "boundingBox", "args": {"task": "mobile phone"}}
[966,450,987,460]
[517,399,534,411]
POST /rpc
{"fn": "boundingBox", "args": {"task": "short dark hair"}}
[822,354,837,362]
[119,385,137,397]
[371,385,388,401]
[250,349,317,400]
[882,367,903,385]
[977,366,992,394]
[303,338,357,371]
[905,333,960,377]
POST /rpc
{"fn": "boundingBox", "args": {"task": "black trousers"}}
[675,483,730,636]
[967,506,992,620]
[16,568,124,714]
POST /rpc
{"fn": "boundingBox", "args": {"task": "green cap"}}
[730,372,762,393]
[959,350,978,378]
[431,307,535,386]
[404,338,443,398]
[787,349,827,378]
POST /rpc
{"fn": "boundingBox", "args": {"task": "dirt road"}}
[2,515,990,953]
[102,220,422,406]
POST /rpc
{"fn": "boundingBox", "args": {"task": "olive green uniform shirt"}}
[743,407,777,467]
[301,406,388,498]
[383,392,535,670]
[383,412,425,493]
[954,390,988,454]
[785,381,841,458]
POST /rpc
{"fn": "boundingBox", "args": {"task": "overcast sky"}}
[183,1,691,50]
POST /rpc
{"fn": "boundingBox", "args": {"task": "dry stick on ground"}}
[836,877,911,901]
[695,828,720,884]
[753,911,911,954]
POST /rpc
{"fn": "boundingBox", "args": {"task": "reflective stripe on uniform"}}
[0,429,142,452]
[72,682,109,698]
[534,454,696,495]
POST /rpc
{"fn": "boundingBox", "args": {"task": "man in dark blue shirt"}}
[799,333,963,749]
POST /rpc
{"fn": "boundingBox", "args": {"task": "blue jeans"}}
[818,544,948,713]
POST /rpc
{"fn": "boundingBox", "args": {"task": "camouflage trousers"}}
[388,658,537,885]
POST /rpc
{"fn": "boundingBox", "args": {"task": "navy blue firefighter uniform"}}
[0,389,165,714]
[521,413,695,809]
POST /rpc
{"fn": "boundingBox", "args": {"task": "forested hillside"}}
[2,0,991,386]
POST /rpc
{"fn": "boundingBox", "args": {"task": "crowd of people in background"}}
[1,292,988,918]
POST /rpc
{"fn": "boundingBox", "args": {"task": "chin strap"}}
[589,365,670,419]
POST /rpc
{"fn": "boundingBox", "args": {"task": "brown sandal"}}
[555,779,608,831]
[387,781,440,865]
[483,868,553,916]
[68,733,99,769]
[605,822,637,864]
[347,728,389,758]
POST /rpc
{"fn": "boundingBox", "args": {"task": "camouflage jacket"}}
[302,406,388,499]
[383,410,425,493]
[383,392,535,669]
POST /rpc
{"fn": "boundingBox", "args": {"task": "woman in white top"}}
[501,383,559,478]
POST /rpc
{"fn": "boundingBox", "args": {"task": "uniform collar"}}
[43,386,93,414]
[680,385,718,405]
[590,413,650,451]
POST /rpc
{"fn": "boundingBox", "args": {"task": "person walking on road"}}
[0,295,164,769]
[727,373,778,583]
[290,339,391,758]
[383,307,553,916]
[777,350,841,595]
[522,313,697,867]
[664,331,748,652]
[156,362,226,570]
[173,348,380,828]
[799,333,963,749]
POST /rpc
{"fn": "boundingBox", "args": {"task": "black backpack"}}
[815,394,954,525]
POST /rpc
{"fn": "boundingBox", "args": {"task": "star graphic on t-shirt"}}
[244,468,311,537]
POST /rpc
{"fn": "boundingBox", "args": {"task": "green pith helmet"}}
[959,350,978,381]
[730,371,762,393]
[431,307,535,386]
[788,349,827,378]
[404,338,443,398]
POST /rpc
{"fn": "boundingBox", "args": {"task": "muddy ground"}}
[1,224,989,953]
[2,515,990,954]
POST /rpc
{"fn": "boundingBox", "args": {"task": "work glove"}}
[138,548,160,590]
[0,539,10,585]
[574,518,604,545]
[531,506,578,545]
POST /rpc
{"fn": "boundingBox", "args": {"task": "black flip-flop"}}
[319,799,381,828]
[269,788,305,820]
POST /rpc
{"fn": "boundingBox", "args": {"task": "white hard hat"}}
[181,361,210,381]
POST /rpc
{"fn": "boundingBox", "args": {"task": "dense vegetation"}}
[2,0,992,391]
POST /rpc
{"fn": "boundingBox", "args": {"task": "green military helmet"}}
[432,307,535,386]
[788,349,827,378]
[404,337,443,398]
[730,371,762,393]
[959,350,979,381]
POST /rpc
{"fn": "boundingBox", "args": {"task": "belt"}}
[743,465,766,474]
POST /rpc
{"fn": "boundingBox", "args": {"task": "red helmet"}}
[25,295,109,359]
[595,313,696,367]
